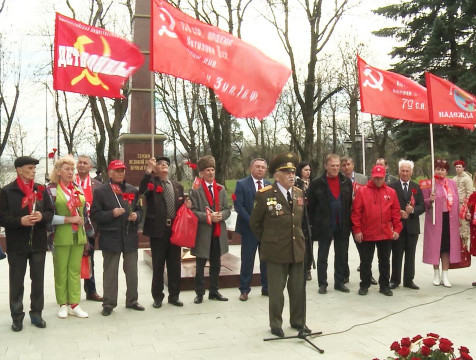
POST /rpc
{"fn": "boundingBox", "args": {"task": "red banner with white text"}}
[358,55,429,123]
[425,72,476,126]
[53,13,144,98]
[150,0,291,119]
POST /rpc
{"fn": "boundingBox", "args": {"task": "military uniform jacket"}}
[250,183,305,264]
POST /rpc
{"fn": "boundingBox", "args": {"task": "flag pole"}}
[45,84,49,182]
[429,123,435,224]
[361,116,366,176]
[150,71,155,157]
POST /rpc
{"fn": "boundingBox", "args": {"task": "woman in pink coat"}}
[422,159,461,287]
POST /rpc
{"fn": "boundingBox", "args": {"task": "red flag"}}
[53,13,144,98]
[425,72,476,126]
[358,55,429,123]
[150,0,291,119]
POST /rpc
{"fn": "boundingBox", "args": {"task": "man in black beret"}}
[139,156,185,308]
[0,156,54,331]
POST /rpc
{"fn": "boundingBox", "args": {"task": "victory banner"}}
[53,13,144,98]
[425,72,476,125]
[150,0,291,119]
[358,55,429,123]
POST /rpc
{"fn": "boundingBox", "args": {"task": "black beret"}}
[14,156,39,168]
[155,156,171,165]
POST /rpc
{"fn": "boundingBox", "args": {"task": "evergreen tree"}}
[373,0,476,169]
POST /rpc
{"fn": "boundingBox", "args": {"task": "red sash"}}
[59,182,82,231]
[201,179,221,237]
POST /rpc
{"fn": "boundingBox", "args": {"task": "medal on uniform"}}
[276,203,282,211]
[297,197,303,206]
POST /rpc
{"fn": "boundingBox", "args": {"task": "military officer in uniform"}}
[250,152,309,338]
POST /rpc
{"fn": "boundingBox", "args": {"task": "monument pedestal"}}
[143,250,263,290]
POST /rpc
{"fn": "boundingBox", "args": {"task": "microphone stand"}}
[263,186,324,353]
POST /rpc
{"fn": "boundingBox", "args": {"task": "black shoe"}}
[261,290,268,296]
[379,287,393,296]
[358,287,368,296]
[357,266,360,272]
[371,276,378,285]
[194,295,203,304]
[334,284,350,293]
[271,327,285,338]
[318,285,327,294]
[30,316,46,328]
[168,299,184,307]
[389,281,399,289]
[101,308,113,316]
[306,271,312,281]
[472,282,476,287]
[291,324,312,334]
[11,320,23,332]
[403,282,420,290]
[0,250,6,260]
[126,303,145,311]
[344,277,349,284]
[152,300,162,308]
[209,292,228,301]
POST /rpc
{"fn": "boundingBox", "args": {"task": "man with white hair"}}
[388,160,425,290]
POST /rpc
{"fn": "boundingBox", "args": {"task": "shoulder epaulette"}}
[259,185,272,192]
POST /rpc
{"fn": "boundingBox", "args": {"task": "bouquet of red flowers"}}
[374,333,472,360]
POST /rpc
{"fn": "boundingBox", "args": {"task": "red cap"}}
[371,165,386,178]
[108,160,126,171]
[453,160,465,167]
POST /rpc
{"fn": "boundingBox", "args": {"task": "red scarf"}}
[16,177,35,212]
[434,174,454,211]
[59,181,82,231]
[201,178,221,237]
[76,174,93,206]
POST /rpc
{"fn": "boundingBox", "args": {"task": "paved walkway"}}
[1,234,475,359]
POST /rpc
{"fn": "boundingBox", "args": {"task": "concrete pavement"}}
[1,235,475,359]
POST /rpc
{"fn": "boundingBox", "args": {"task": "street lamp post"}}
[343,133,374,176]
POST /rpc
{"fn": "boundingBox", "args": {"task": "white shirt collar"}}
[276,181,292,198]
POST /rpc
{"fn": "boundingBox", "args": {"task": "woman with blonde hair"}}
[46,156,92,318]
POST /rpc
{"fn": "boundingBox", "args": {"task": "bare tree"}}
[265,0,348,167]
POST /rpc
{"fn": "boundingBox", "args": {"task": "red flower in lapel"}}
[156,185,163,193]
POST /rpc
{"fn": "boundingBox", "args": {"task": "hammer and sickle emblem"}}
[363,67,384,92]
[157,7,178,38]
[71,35,110,90]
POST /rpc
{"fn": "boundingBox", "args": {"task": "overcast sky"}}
[0,0,400,162]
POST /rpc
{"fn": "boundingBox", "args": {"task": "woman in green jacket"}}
[47,156,91,319]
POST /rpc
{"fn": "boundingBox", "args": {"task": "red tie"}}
[257,180,262,190]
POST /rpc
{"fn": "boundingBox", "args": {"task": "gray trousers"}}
[102,251,138,309]
[267,261,305,329]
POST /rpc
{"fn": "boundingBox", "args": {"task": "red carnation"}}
[411,188,417,194]
[460,346,470,354]
[401,337,411,347]
[423,338,437,347]
[398,346,410,357]
[156,185,163,193]
[36,185,45,192]
[36,192,44,201]
[421,346,431,356]
[390,341,401,351]
[190,163,197,170]
[147,183,155,191]
[411,335,423,343]
[231,193,237,201]
[67,184,75,190]
[461,352,473,360]
[411,357,421,360]
[427,333,439,339]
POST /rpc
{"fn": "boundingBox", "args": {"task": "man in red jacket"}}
[351,165,402,296]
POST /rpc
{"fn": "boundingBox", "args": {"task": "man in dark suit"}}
[308,154,353,295]
[250,152,308,338]
[76,155,103,302]
[234,158,271,301]
[90,160,144,316]
[389,160,425,290]
[0,156,54,331]
[139,156,185,308]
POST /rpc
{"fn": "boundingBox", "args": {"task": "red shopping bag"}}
[170,204,198,247]
[449,244,471,269]
[81,255,92,279]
